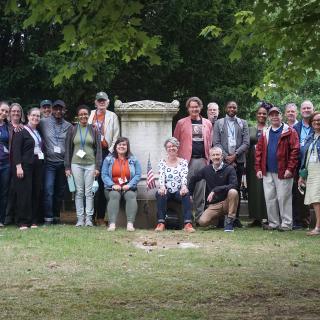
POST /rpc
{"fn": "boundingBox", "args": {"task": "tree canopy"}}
[201,0,320,97]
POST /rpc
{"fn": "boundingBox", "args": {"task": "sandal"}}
[306,228,320,236]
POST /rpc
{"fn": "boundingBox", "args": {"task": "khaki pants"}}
[198,189,239,226]
[263,172,293,229]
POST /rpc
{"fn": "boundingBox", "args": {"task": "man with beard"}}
[213,101,249,227]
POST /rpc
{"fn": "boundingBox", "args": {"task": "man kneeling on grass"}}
[189,146,239,232]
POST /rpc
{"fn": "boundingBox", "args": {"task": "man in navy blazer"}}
[293,100,315,229]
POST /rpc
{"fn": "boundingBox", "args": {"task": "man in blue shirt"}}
[293,100,315,229]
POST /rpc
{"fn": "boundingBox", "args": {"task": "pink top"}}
[173,116,212,163]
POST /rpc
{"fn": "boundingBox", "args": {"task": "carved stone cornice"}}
[114,99,180,115]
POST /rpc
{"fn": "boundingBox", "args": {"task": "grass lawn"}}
[0,225,319,320]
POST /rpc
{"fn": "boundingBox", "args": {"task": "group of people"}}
[0,94,319,236]
[155,97,320,235]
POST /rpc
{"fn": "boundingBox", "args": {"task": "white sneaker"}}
[107,223,116,231]
[19,226,28,231]
[75,219,84,227]
[85,219,93,227]
[127,222,135,232]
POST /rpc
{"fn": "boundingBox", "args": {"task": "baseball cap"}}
[268,106,281,114]
[40,99,52,107]
[53,100,66,108]
[95,92,109,100]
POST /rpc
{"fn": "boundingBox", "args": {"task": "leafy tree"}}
[6,0,161,85]
[201,0,320,97]
[110,0,263,119]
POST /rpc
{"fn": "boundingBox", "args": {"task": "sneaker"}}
[75,219,84,227]
[224,217,234,232]
[127,222,135,232]
[31,224,38,229]
[155,223,165,232]
[0,223,4,228]
[19,225,28,231]
[247,220,262,228]
[107,223,116,231]
[233,218,243,228]
[85,219,93,227]
[278,226,292,232]
[184,223,195,233]
[263,224,278,231]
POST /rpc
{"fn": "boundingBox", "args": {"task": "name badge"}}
[101,135,105,142]
[301,140,305,147]
[34,146,41,155]
[228,137,236,147]
[38,152,45,160]
[118,177,128,185]
[54,146,61,153]
[3,146,9,153]
[76,149,86,158]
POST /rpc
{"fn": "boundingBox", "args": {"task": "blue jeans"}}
[156,191,192,224]
[0,163,10,224]
[43,161,66,223]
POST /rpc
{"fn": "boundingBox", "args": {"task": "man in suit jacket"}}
[213,101,249,227]
[88,91,120,225]
[174,97,212,219]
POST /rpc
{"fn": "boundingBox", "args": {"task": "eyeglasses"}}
[312,119,320,123]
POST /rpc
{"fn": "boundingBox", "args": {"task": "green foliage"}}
[263,73,320,111]
[202,0,320,98]
[6,0,161,84]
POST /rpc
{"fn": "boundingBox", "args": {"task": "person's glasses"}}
[312,119,320,123]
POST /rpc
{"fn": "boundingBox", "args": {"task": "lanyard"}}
[53,121,63,145]
[78,123,89,150]
[95,110,105,135]
[227,121,235,138]
[302,125,310,136]
[25,125,42,147]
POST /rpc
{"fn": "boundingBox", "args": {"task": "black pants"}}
[235,163,245,218]
[95,148,109,219]
[15,159,44,226]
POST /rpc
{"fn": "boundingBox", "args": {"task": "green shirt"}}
[71,125,95,165]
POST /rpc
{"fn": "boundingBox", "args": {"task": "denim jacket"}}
[300,133,320,169]
[101,154,141,190]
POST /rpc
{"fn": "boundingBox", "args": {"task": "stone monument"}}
[114,99,180,228]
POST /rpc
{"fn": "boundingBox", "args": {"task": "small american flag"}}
[146,154,156,190]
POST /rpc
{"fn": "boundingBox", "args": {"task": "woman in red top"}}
[101,137,141,231]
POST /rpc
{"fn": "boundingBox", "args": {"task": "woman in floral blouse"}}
[155,137,195,232]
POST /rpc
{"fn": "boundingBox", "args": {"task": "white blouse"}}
[158,158,188,193]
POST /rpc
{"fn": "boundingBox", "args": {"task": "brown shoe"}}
[155,223,165,232]
[184,223,195,233]
[96,218,106,226]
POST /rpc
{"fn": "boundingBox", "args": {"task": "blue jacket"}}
[101,154,141,190]
[300,133,320,169]
[293,120,314,142]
